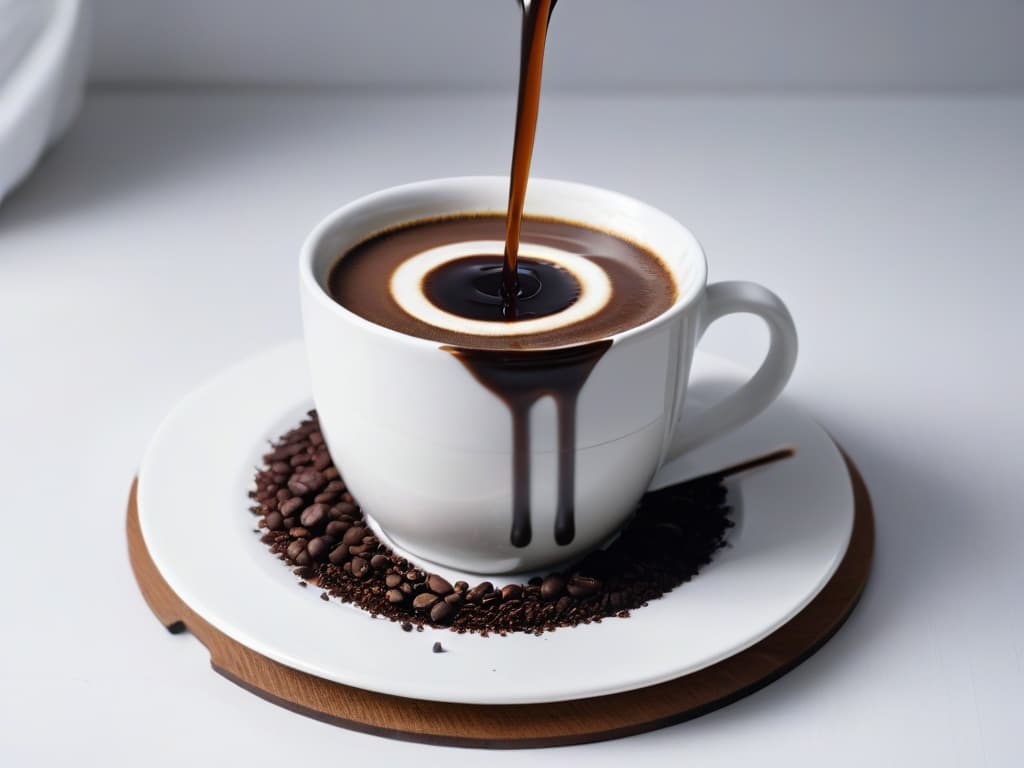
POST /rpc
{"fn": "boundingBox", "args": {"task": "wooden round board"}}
[126,449,873,748]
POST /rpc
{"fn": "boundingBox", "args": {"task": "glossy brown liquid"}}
[502,0,556,317]
[423,255,580,321]
[444,341,611,547]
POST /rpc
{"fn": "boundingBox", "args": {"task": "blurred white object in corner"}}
[0,0,90,206]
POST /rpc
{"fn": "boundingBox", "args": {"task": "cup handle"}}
[664,281,798,462]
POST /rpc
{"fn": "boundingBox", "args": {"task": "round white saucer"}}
[137,341,853,705]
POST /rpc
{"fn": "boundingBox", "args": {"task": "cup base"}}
[361,509,628,581]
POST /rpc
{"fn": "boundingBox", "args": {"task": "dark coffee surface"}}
[424,256,580,322]
[327,215,676,351]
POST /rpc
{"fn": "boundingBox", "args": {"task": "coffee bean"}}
[275,488,291,502]
[465,582,492,604]
[412,593,439,611]
[501,584,523,601]
[295,549,311,566]
[567,575,602,597]
[328,545,349,566]
[265,511,283,531]
[332,501,357,517]
[313,490,338,504]
[444,593,464,607]
[323,466,340,480]
[325,520,349,537]
[454,580,469,593]
[289,452,313,467]
[387,589,405,604]
[481,590,502,606]
[430,600,454,623]
[313,452,332,471]
[271,461,290,474]
[299,503,327,528]
[285,540,306,561]
[401,622,413,632]
[351,557,369,578]
[279,497,303,517]
[370,554,391,571]
[288,469,326,496]
[405,569,423,583]
[385,573,402,588]
[310,431,324,446]
[307,536,332,561]
[281,516,297,529]
[432,641,444,653]
[399,582,413,595]
[341,526,366,546]
[427,574,453,596]
[540,575,565,601]
[289,527,310,539]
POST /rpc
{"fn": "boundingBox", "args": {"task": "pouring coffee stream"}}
[501,0,557,318]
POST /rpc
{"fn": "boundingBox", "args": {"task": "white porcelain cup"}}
[300,177,797,573]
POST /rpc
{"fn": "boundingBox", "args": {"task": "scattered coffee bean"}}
[279,497,303,517]
[432,641,444,653]
[288,468,326,496]
[307,536,332,561]
[325,520,348,537]
[430,600,454,623]
[501,584,523,601]
[427,574,453,596]
[465,582,492,604]
[540,575,565,601]
[412,593,439,611]
[342,526,366,546]
[254,411,732,637]
[328,545,348,566]
[299,503,327,529]
[285,539,307,561]
[566,575,602,598]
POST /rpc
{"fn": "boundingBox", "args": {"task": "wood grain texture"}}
[126,449,873,748]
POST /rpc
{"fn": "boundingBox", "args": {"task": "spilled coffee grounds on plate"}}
[250,411,733,636]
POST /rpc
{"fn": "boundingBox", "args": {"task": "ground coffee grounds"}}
[250,411,735,636]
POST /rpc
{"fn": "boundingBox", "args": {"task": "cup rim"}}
[299,176,708,351]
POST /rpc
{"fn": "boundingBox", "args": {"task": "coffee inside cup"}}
[326,215,676,351]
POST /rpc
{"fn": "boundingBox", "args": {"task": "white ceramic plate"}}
[137,341,853,705]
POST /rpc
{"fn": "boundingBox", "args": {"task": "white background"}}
[2,2,1023,766]
[89,0,1024,90]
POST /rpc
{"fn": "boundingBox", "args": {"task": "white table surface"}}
[1,87,1021,766]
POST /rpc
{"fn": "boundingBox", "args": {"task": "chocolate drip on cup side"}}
[444,340,611,547]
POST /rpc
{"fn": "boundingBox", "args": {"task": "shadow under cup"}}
[299,177,707,574]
